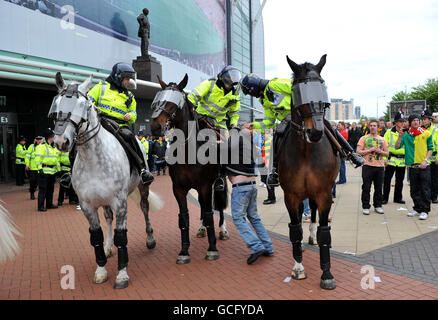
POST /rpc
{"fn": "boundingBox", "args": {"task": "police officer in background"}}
[15,136,27,186]
[25,135,44,200]
[187,65,241,191]
[35,129,60,212]
[382,113,407,204]
[57,150,78,206]
[136,130,149,163]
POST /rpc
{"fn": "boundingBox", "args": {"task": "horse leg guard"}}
[177,212,191,264]
[203,211,219,261]
[289,223,306,279]
[317,226,336,290]
[114,229,129,271]
[89,227,107,267]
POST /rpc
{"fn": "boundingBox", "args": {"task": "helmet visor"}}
[221,69,242,87]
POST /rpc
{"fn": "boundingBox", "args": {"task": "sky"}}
[262,0,438,118]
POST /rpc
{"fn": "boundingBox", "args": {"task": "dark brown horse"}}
[150,74,229,264]
[278,54,339,290]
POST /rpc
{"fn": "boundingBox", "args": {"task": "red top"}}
[339,129,348,140]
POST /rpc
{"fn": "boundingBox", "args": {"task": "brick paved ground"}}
[1,175,438,300]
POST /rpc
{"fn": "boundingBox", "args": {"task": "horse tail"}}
[213,182,228,212]
[0,201,21,263]
[148,190,164,212]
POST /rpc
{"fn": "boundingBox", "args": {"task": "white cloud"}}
[262,0,438,117]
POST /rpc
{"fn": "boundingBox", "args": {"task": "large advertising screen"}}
[2,0,227,76]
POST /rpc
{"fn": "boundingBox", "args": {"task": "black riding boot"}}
[324,120,365,168]
[267,133,280,187]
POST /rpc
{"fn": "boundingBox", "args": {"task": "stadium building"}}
[0,0,266,182]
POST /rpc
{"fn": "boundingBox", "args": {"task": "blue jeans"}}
[231,184,273,254]
[303,198,310,215]
[338,159,346,183]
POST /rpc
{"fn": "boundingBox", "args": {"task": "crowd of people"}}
[332,111,438,220]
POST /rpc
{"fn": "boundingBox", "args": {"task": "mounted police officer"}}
[382,112,407,204]
[240,73,364,186]
[87,62,154,185]
[35,129,60,212]
[25,135,44,200]
[187,65,242,191]
[15,136,27,186]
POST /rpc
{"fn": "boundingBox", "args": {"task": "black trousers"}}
[430,163,438,200]
[361,165,384,209]
[28,170,38,194]
[261,174,276,200]
[38,173,56,209]
[156,160,166,174]
[409,166,431,213]
[383,165,406,202]
[15,164,25,185]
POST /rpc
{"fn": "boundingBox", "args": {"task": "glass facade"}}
[230,0,253,123]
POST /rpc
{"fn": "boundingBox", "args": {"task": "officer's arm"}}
[34,145,43,173]
[187,80,210,106]
[25,146,31,167]
[252,108,275,134]
[127,97,137,126]
[228,98,240,128]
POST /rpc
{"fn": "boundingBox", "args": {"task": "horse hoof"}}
[196,227,207,238]
[291,269,307,280]
[320,278,336,290]
[219,231,229,240]
[146,240,156,249]
[205,251,219,261]
[176,255,191,264]
[308,237,318,246]
[114,279,129,289]
[94,273,108,284]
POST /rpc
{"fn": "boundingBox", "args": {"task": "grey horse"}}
[51,73,162,289]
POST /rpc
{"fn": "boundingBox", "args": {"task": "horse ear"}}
[55,72,66,91]
[314,54,327,74]
[79,75,93,93]
[286,55,300,74]
[177,73,188,91]
[157,75,167,90]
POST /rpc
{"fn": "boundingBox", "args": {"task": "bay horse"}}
[51,73,162,289]
[150,74,229,264]
[278,55,339,290]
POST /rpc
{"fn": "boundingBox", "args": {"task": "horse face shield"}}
[293,81,330,142]
[151,89,185,134]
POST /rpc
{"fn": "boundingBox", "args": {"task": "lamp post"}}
[377,95,385,119]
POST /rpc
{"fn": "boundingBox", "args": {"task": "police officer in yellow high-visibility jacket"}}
[87,62,153,186]
[240,73,364,187]
[422,110,438,203]
[136,130,149,161]
[187,65,242,190]
[56,150,78,206]
[15,136,27,186]
[383,113,407,204]
[25,135,44,200]
[187,65,241,131]
[35,129,60,212]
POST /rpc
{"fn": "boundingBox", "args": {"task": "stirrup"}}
[59,172,72,188]
[267,171,280,187]
[214,177,225,191]
[141,169,154,185]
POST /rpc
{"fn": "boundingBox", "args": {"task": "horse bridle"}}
[54,84,101,146]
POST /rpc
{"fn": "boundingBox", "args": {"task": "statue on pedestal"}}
[137,8,150,57]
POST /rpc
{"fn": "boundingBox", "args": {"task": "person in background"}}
[382,113,407,205]
[153,136,167,175]
[260,129,276,204]
[395,114,433,220]
[432,112,438,128]
[15,136,27,186]
[360,118,370,136]
[386,121,393,130]
[336,122,348,184]
[356,119,389,215]
[136,130,149,165]
[421,110,438,203]
[57,150,78,206]
[25,135,44,200]
[348,122,361,152]
[378,118,387,137]
[35,129,60,212]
